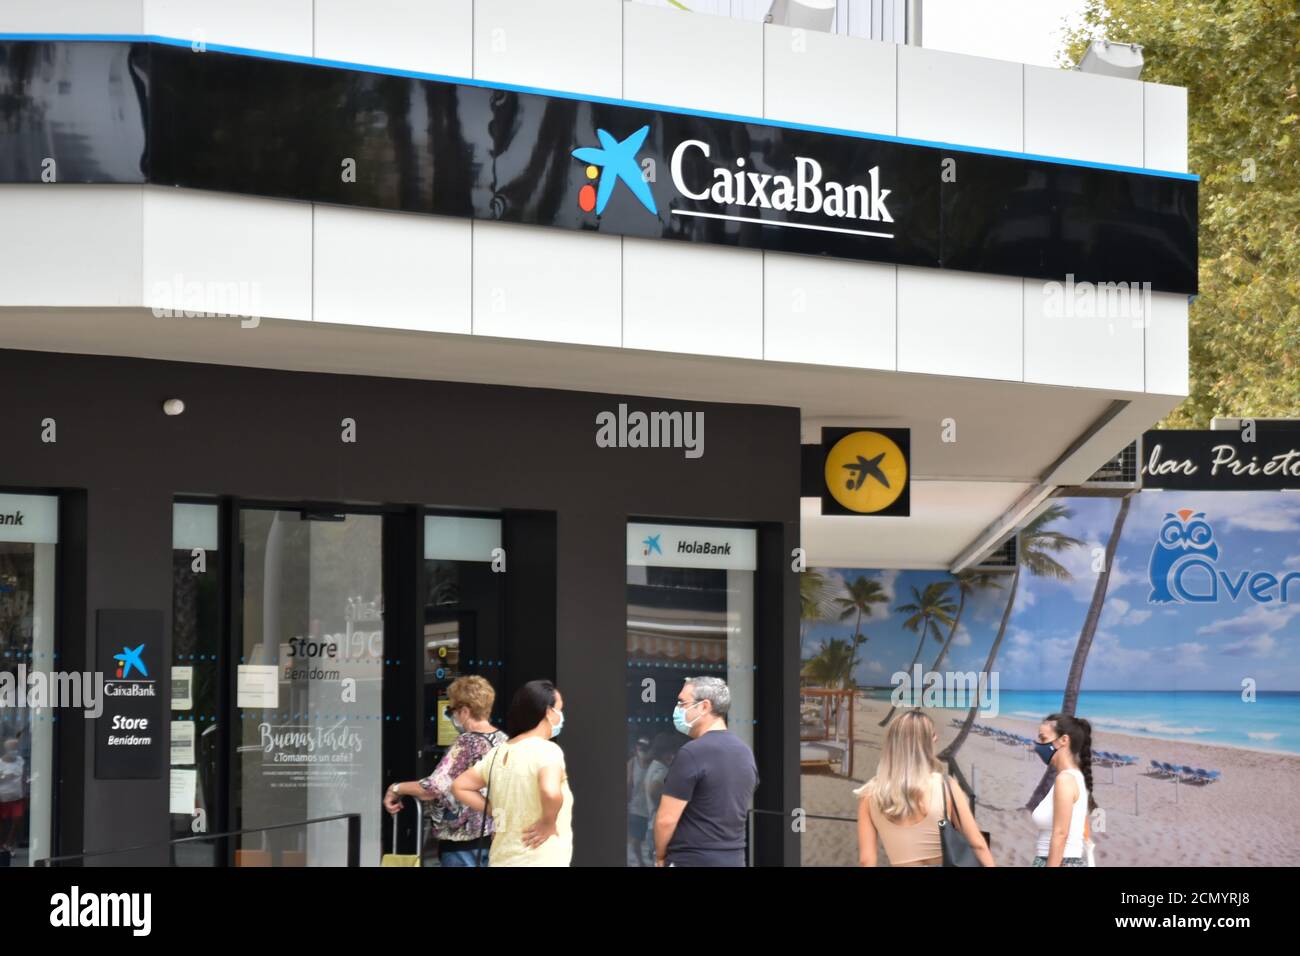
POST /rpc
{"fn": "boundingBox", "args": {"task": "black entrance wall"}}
[0,347,800,867]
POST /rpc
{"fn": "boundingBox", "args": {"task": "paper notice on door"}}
[172,665,193,711]
[436,697,456,746]
[170,768,197,815]
[171,720,196,766]
[237,664,279,708]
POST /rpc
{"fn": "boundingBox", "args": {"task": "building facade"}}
[0,0,1193,866]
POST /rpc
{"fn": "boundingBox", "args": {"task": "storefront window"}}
[422,515,505,779]
[0,492,58,868]
[235,509,384,866]
[170,502,222,863]
[625,522,756,866]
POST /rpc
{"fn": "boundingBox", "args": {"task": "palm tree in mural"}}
[929,570,1004,673]
[833,576,889,693]
[1062,494,1133,715]
[801,637,856,689]
[800,568,842,643]
[1005,494,1136,806]
[938,503,1082,799]
[879,581,957,726]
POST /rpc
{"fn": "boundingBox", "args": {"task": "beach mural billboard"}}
[799,489,1300,867]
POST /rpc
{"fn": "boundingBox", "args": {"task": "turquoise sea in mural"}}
[860,687,1300,754]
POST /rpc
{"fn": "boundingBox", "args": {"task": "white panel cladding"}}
[1024,65,1143,167]
[1023,277,1145,391]
[0,0,143,32]
[142,188,313,323]
[763,253,896,369]
[471,222,621,347]
[2,4,1180,396]
[623,2,764,361]
[0,186,142,307]
[623,2,763,115]
[897,267,1023,381]
[897,44,1023,152]
[1144,82,1189,174]
[623,239,763,360]
[1144,291,1190,396]
[314,206,471,334]
[144,0,313,55]
[762,22,899,372]
[468,0,622,351]
[764,24,897,135]
[474,0,622,98]
[314,0,473,75]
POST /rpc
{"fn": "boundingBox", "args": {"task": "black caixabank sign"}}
[0,38,1198,294]
[94,609,165,780]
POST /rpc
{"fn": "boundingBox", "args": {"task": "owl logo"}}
[1148,509,1219,603]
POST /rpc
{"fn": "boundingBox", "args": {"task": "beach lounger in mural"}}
[799,688,855,777]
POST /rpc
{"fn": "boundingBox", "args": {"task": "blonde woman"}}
[855,709,995,867]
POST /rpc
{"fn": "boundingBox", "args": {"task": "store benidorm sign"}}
[0,37,1198,294]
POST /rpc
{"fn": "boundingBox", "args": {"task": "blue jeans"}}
[440,846,489,867]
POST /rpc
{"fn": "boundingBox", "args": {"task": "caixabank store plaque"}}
[94,609,165,780]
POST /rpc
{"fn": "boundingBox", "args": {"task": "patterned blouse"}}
[419,730,508,841]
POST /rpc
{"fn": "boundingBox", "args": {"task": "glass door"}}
[0,492,58,869]
[234,508,384,866]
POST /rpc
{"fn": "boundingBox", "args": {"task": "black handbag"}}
[476,745,500,867]
[938,776,982,867]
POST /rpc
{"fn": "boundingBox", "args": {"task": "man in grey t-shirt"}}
[654,677,757,867]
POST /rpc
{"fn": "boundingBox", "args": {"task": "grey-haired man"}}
[653,676,757,867]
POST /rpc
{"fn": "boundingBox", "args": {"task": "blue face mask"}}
[673,701,703,736]
[1034,738,1060,766]
[548,707,564,739]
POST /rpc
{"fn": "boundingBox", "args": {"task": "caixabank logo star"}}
[571,125,657,217]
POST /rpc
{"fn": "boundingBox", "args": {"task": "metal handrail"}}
[745,806,855,866]
[35,812,362,867]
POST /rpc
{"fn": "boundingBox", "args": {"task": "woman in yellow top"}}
[855,709,995,867]
[452,680,573,867]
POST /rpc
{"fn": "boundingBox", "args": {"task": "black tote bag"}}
[938,776,982,867]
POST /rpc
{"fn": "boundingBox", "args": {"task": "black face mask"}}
[1033,738,1060,766]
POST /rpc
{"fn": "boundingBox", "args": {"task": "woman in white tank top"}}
[1029,713,1094,867]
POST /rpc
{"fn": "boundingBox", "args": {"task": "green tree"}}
[1062,0,1300,424]
[879,581,958,726]
[939,504,1082,798]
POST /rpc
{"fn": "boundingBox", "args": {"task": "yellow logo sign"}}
[824,431,908,514]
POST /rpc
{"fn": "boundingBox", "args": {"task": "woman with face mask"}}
[383,675,506,866]
[452,680,573,867]
[1030,713,1095,867]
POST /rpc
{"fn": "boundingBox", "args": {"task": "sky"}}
[924,0,1089,68]
[804,491,1300,692]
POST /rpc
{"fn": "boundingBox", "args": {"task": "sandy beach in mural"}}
[800,695,1300,867]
